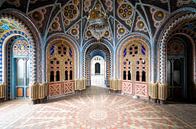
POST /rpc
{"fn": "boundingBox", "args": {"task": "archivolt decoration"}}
[158,13,196,83]
[0,14,38,83]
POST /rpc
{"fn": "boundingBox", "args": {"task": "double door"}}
[12,58,30,98]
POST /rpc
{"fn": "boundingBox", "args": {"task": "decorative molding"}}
[158,13,196,83]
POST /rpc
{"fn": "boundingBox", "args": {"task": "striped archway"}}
[0,11,41,100]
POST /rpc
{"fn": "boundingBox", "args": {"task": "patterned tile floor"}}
[0,86,195,129]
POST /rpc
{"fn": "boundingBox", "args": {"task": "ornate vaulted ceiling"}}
[0,0,195,45]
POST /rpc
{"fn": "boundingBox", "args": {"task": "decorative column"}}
[30,83,38,104]
[158,40,168,103]
[75,48,86,91]
[30,83,48,104]
[109,79,122,91]
[75,79,86,91]
[149,83,158,102]
[38,83,48,103]
[158,83,168,104]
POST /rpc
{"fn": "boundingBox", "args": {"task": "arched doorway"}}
[157,11,196,102]
[46,38,75,98]
[91,55,106,87]
[6,36,30,99]
[120,38,150,98]
[0,13,41,100]
[84,43,111,87]
[167,34,194,101]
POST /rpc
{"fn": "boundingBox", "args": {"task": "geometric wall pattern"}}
[0,0,195,100]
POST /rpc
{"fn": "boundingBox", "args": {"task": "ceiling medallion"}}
[87,2,108,40]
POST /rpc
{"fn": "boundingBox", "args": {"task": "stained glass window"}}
[123,48,127,57]
[122,40,148,83]
[141,45,146,55]
[13,39,29,57]
[50,45,55,56]
[47,40,74,82]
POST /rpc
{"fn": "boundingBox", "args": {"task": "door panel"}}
[17,87,24,97]
[121,39,149,98]
[167,58,185,99]
[47,39,75,98]
[15,58,29,98]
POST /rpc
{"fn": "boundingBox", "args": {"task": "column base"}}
[158,83,168,103]
[149,83,158,100]
[75,79,86,91]
[109,79,122,91]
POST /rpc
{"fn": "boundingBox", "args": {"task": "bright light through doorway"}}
[91,56,106,87]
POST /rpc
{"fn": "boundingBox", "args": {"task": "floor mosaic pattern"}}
[0,87,195,129]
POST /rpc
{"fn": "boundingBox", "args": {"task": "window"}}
[95,63,101,74]
[56,71,60,81]
[47,40,74,82]
[122,41,148,83]
[142,71,146,82]
[70,70,73,80]
[123,71,126,80]
[17,59,25,86]
[128,71,131,80]
[136,71,140,81]
[65,71,68,80]
[50,71,54,82]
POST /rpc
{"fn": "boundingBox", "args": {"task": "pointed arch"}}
[0,9,42,84]
[155,7,196,84]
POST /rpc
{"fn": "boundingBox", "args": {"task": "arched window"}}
[123,71,126,80]
[65,71,68,80]
[142,71,146,82]
[136,71,140,81]
[12,38,30,98]
[121,39,149,97]
[47,39,74,82]
[56,71,60,81]
[122,40,148,83]
[95,63,101,74]
[128,71,131,80]
[70,70,73,80]
[50,71,54,82]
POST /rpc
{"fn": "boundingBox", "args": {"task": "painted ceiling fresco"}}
[0,0,195,46]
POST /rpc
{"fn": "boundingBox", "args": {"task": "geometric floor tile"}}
[0,87,195,129]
